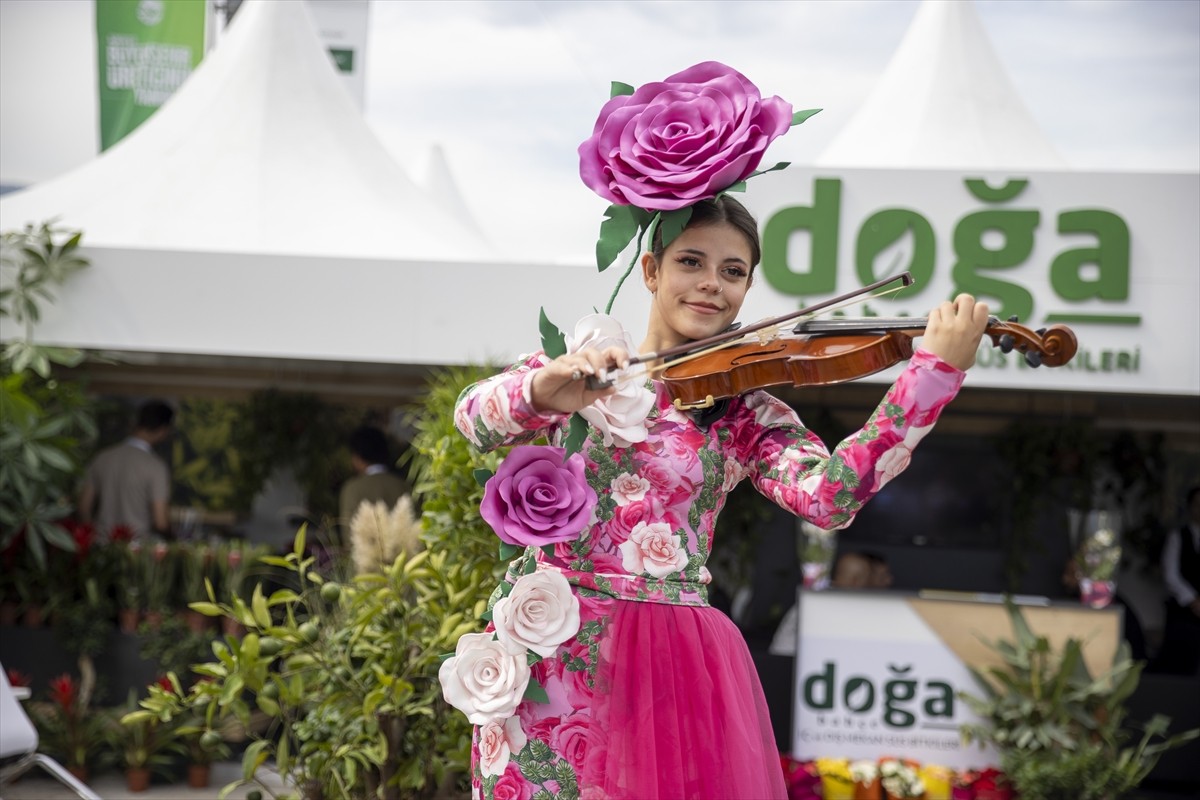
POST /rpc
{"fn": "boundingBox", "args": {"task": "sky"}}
[1,0,1198,263]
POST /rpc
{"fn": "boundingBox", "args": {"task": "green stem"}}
[604,214,658,314]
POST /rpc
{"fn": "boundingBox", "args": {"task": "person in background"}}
[78,399,174,540]
[863,550,894,589]
[830,550,874,589]
[1152,485,1200,675]
[338,425,409,530]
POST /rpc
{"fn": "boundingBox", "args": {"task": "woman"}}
[447,195,989,798]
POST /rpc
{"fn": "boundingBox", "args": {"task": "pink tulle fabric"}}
[582,601,787,799]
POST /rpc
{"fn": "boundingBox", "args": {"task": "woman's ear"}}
[641,253,659,293]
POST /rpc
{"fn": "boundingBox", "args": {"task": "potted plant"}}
[26,672,112,783]
[879,758,925,800]
[960,600,1199,800]
[141,540,175,627]
[180,542,215,634]
[141,366,509,799]
[118,680,186,792]
[113,535,144,632]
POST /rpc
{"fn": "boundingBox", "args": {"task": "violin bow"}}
[588,272,915,389]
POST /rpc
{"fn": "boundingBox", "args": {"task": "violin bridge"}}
[674,395,716,411]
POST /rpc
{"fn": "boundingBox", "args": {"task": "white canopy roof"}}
[0,0,493,260]
[816,0,1066,170]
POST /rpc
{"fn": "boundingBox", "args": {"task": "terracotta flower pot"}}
[187,762,210,788]
[855,778,882,800]
[186,609,211,634]
[221,617,246,637]
[68,765,88,783]
[118,607,141,634]
[0,601,20,626]
[22,605,44,628]
[126,766,151,792]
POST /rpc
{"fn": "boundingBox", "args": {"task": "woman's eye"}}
[678,256,702,268]
[723,266,748,279]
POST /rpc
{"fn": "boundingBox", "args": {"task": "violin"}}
[587,273,1078,411]
[658,314,1078,410]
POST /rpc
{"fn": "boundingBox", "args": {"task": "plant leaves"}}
[595,204,647,272]
[610,81,635,98]
[539,307,567,359]
[562,413,589,457]
[792,108,822,126]
[657,207,694,254]
[472,468,493,487]
[522,679,550,704]
[498,542,521,561]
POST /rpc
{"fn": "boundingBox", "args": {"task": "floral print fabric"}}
[455,348,964,798]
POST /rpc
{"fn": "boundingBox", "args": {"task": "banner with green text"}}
[95,0,208,151]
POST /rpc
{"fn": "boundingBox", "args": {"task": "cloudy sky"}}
[1,0,1197,262]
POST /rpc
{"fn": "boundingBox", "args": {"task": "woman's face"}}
[642,222,754,349]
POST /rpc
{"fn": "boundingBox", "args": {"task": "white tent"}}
[816,0,1066,170]
[0,0,609,384]
[0,0,489,259]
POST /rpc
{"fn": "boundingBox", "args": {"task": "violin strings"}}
[592,282,910,391]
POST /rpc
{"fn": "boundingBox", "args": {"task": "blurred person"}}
[830,550,874,588]
[338,425,409,530]
[78,399,174,540]
[863,550,894,589]
[1152,485,1200,675]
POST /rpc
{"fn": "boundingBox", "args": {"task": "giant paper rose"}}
[478,716,528,778]
[566,314,655,447]
[492,569,582,657]
[619,520,689,578]
[481,445,598,547]
[438,632,531,725]
[578,61,793,211]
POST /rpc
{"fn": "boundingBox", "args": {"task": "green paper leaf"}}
[473,468,494,487]
[721,181,748,195]
[498,542,522,561]
[539,307,567,359]
[610,81,635,98]
[746,161,791,180]
[523,679,550,704]
[438,651,454,662]
[563,413,589,456]
[541,544,556,559]
[658,206,693,253]
[526,650,543,666]
[791,108,822,126]
[479,609,493,622]
[595,204,648,272]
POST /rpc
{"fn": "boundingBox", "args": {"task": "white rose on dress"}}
[619,521,689,578]
[478,716,528,778]
[566,313,655,448]
[478,380,525,437]
[492,570,582,658]
[611,472,651,505]
[438,632,531,725]
[874,424,933,489]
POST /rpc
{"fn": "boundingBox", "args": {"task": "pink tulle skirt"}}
[581,601,787,799]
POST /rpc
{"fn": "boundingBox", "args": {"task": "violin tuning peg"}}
[1036,328,1047,337]
[1008,315,1020,323]
[998,334,1015,354]
[1025,351,1043,368]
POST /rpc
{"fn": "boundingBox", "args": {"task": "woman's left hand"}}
[922,294,990,371]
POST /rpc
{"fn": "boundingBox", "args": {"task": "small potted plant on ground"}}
[117,680,185,792]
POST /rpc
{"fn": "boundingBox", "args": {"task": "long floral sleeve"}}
[734,348,966,529]
[454,352,570,453]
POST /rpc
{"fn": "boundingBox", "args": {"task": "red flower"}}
[110,525,134,543]
[48,673,78,714]
[155,675,173,693]
[5,668,31,688]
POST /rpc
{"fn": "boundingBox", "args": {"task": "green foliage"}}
[0,221,96,568]
[143,365,508,799]
[171,397,243,512]
[960,601,1199,800]
[229,389,358,521]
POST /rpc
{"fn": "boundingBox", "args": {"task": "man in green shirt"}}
[338,426,409,531]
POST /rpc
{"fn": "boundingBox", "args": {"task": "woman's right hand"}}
[529,346,630,414]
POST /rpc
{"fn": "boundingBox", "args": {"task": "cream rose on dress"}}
[492,570,582,658]
[438,632,531,725]
[565,314,655,448]
[478,380,526,437]
[619,521,689,578]
[874,424,933,489]
[611,472,651,505]
[478,716,529,778]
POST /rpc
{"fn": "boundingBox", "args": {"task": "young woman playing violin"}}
[452,195,988,799]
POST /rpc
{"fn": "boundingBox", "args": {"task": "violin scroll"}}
[983,317,1077,368]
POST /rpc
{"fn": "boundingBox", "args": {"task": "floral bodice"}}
[455,348,965,606]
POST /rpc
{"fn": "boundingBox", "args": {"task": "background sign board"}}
[791,591,1121,769]
[732,168,1199,397]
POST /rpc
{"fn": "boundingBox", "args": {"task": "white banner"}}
[306,0,369,109]
[792,592,997,769]
[738,168,1200,396]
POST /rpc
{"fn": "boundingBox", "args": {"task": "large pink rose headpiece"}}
[579,61,794,212]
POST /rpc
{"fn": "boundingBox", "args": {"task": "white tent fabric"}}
[0,0,492,260]
[816,0,1066,170]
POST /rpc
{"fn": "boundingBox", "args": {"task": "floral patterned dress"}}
[454,348,965,799]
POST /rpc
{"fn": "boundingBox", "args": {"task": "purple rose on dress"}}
[577,61,793,211]
[481,446,598,547]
